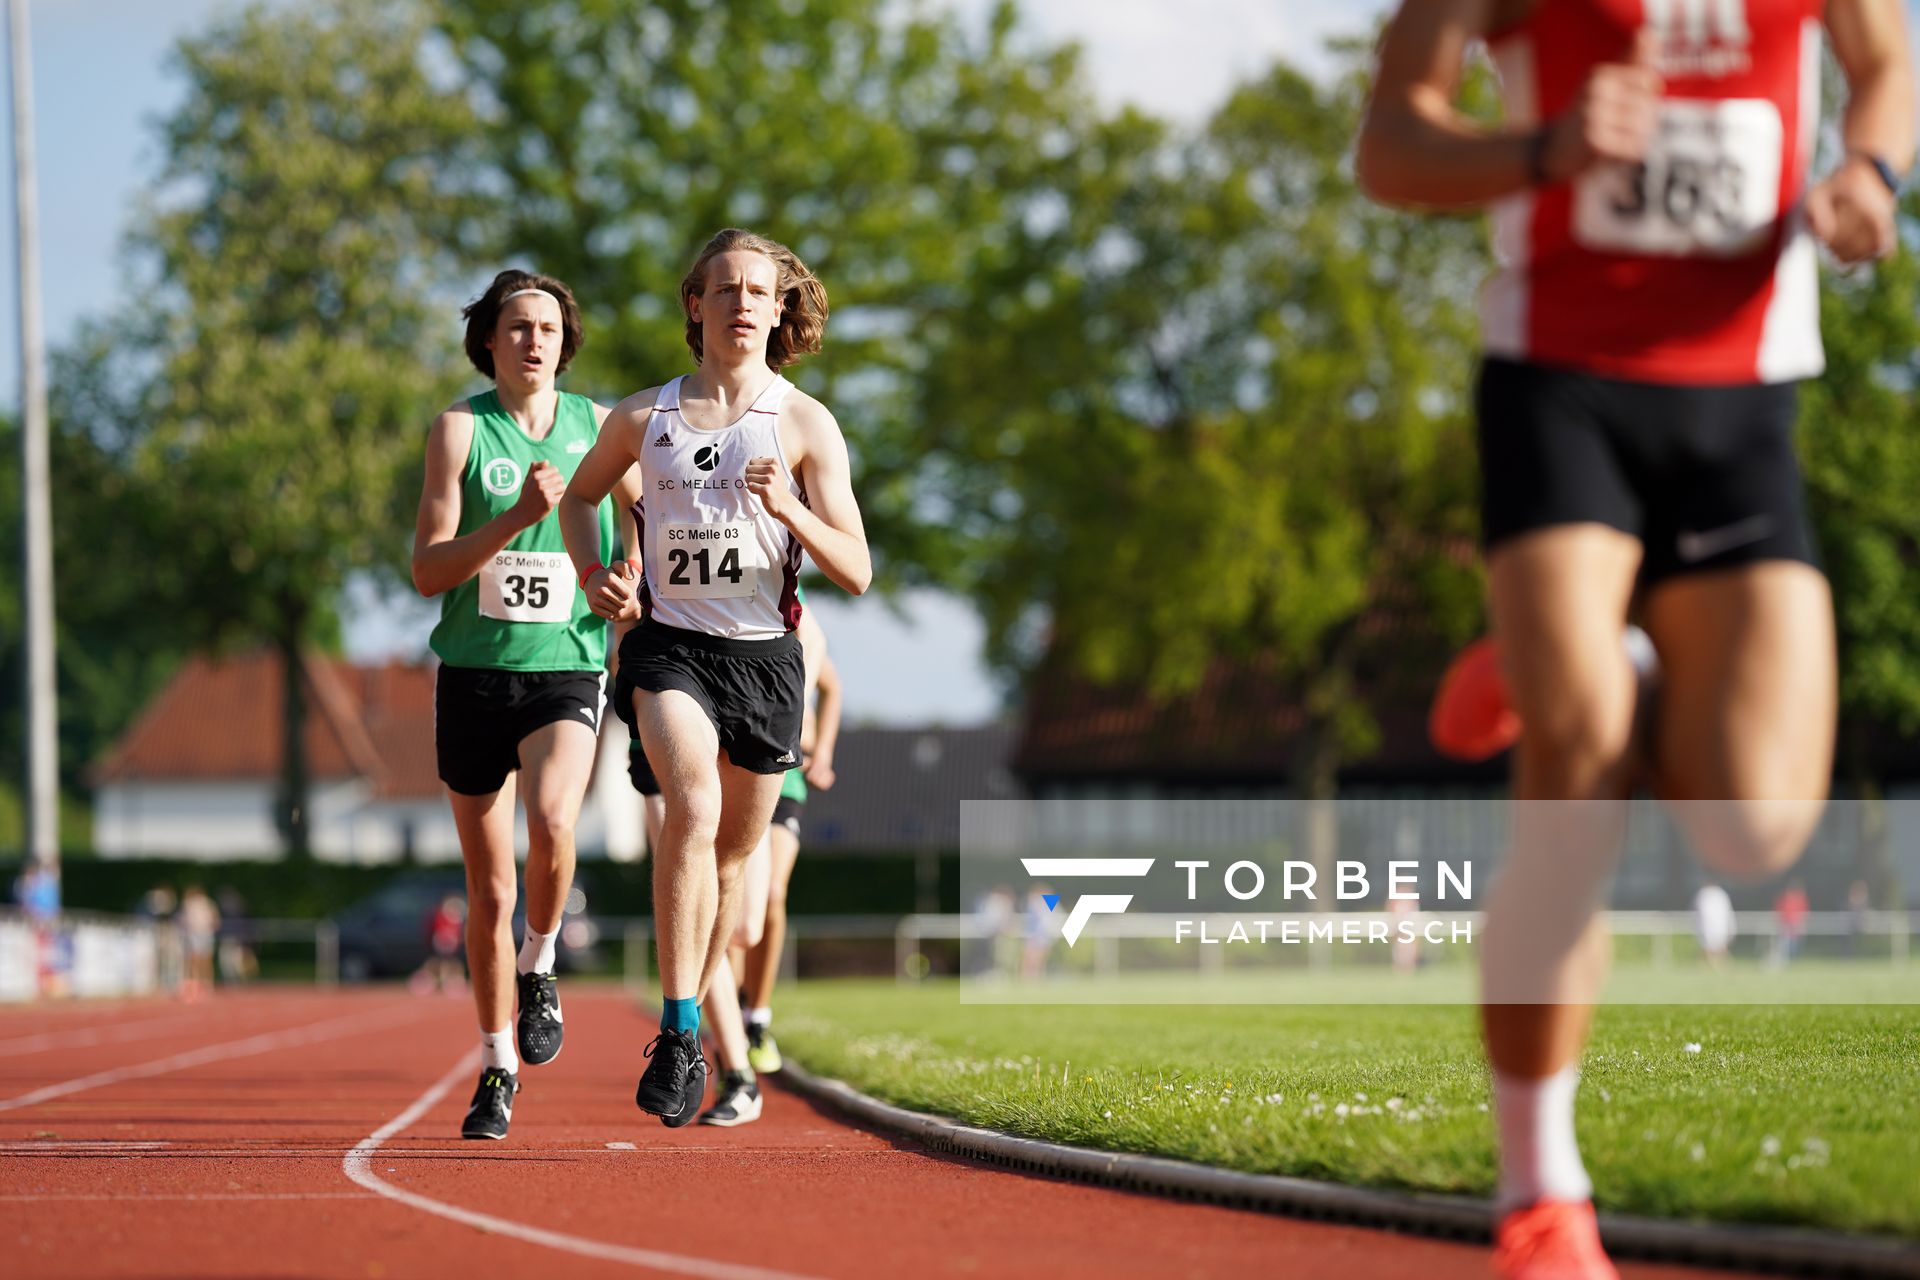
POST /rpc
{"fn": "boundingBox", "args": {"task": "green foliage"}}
[123,0,475,636]
[1800,199,1920,745]
[434,0,1136,582]
[0,411,186,828]
[916,48,1487,777]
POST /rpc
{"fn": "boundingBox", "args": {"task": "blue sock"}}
[661,997,700,1035]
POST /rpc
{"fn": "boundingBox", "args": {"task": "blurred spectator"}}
[413,895,467,995]
[1693,883,1734,969]
[1846,879,1871,958]
[216,888,258,984]
[178,885,221,1001]
[1021,884,1057,979]
[13,859,59,924]
[969,884,1015,979]
[137,884,177,921]
[1389,888,1421,975]
[1772,879,1809,968]
[13,860,62,996]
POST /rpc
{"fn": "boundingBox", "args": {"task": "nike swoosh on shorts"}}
[1676,515,1774,564]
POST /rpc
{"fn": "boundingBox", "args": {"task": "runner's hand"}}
[804,752,836,790]
[745,456,796,523]
[1808,158,1899,266]
[585,560,637,620]
[512,460,566,529]
[1540,32,1663,183]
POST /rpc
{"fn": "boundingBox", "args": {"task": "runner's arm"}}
[1812,1,1913,263]
[1358,0,1661,209]
[805,652,843,791]
[757,398,872,595]
[1356,0,1534,208]
[562,392,653,617]
[412,403,558,597]
[1828,0,1915,177]
[609,462,646,621]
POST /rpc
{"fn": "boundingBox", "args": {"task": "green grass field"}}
[776,978,1920,1240]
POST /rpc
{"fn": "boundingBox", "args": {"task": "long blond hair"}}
[680,228,828,370]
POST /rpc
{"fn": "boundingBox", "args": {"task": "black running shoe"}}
[515,971,564,1066]
[635,1029,708,1128]
[698,1072,762,1127]
[461,1066,519,1140]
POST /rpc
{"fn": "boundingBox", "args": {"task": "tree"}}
[434,0,1152,580]
[913,47,1489,800]
[92,0,473,855]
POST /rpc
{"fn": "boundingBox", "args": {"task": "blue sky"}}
[4,0,1912,722]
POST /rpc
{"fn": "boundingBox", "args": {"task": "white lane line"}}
[0,1013,206,1058]
[0,1192,379,1203]
[344,1051,828,1280]
[0,1006,416,1115]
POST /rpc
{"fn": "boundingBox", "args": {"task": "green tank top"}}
[429,390,617,672]
[780,767,808,802]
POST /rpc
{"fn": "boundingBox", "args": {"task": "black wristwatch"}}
[1852,151,1903,196]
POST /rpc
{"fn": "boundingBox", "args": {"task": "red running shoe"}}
[1493,1199,1619,1280]
[1429,635,1521,761]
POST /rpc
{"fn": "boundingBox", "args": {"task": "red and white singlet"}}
[1484,0,1825,384]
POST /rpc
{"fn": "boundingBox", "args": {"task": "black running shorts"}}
[1476,358,1820,586]
[614,621,804,776]
[435,666,604,797]
[770,795,804,838]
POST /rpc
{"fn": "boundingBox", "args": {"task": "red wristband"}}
[579,561,605,589]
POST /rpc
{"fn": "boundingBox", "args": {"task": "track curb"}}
[776,1061,1918,1279]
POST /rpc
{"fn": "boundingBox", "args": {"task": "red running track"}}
[0,988,1754,1279]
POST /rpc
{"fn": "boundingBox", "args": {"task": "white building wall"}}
[94,775,642,866]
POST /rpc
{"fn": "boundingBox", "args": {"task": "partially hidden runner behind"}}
[694,601,841,1126]
[1358,3,1911,1277]
[739,604,842,1078]
[562,228,871,1127]
[413,270,642,1140]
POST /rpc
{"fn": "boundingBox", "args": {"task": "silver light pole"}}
[9,0,56,872]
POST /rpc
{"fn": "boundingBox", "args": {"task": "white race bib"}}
[657,522,760,600]
[1573,98,1783,258]
[479,550,575,624]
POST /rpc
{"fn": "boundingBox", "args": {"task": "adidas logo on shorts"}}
[652,432,672,447]
[775,751,797,765]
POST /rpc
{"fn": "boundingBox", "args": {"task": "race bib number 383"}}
[658,522,760,600]
[479,550,575,624]
[1573,98,1783,258]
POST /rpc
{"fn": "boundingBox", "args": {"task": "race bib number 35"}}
[1573,98,1783,258]
[658,522,760,600]
[479,550,575,624]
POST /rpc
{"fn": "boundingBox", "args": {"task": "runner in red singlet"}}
[1359,4,1911,1276]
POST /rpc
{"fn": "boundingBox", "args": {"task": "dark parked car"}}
[331,868,605,982]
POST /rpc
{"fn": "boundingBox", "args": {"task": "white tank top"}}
[633,374,805,640]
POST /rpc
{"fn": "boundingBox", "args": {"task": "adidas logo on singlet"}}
[1645,0,1752,76]
[652,432,672,447]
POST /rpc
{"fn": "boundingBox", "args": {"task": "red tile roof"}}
[93,650,442,799]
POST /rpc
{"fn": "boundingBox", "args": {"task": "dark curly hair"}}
[461,270,584,379]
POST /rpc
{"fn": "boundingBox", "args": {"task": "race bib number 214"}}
[1572,98,1783,258]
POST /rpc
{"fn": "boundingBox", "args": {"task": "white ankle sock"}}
[1623,624,1660,683]
[517,926,559,976]
[1493,1066,1591,1212]
[746,1007,772,1028]
[481,1027,520,1074]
